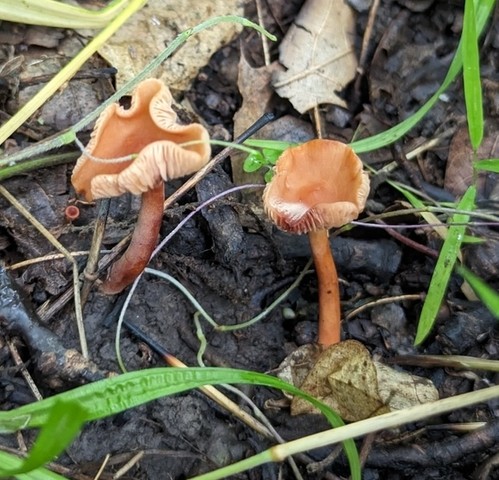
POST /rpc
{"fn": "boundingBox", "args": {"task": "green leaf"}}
[243,152,266,172]
[462,0,484,149]
[456,265,499,319]
[264,169,275,183]
[262,148,282,165]
[474,158,499,173]
[0,400,86,476]
[415,186,477,345]
[0,368,361,480]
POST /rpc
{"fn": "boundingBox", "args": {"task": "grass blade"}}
[0,0,131,29]
[0,368,360,480]
[415,186,477,345]
[456,265,499,318]
[0,401,86,476]
[474,158,499,172]
[0,452,66,479]
[462,0,484,149]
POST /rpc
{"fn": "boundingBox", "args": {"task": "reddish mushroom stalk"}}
[308,229,341,346]
[101,183,165,294]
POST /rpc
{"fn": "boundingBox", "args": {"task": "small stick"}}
[7,339,43,401]
[255,0,271,66]
[80,198,110,305]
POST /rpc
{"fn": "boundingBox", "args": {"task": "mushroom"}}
[262,139,370,347]
[72,78,210,294]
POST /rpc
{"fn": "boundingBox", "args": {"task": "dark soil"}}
[1,0,499,479]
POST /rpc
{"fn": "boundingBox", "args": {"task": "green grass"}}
[0,368,360,480]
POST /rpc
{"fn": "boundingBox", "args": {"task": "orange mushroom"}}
[262,139,370,347]
[72,78,210,294]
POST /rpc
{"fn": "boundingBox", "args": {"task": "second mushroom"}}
[263,139,370,347]
[72,78,211,294]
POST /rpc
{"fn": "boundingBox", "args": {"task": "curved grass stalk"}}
[145,261,312,332]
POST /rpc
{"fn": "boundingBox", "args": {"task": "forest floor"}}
[1,0,499,479]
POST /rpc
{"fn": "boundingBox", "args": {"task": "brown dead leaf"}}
[291,340,389,421]
[445,122,499,198]
[96,0,244,90]
[231,54,314,190]
[281,340,439,422]
[272,0,358,113]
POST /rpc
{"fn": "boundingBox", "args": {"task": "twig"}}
[7,339,43,401]
[113,451,144,479]
[345,294,423,321]
[255,0,271,66]
[7,250,111,271]
[80,199,110,306]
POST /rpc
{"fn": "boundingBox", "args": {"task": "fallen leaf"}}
[96,0,244,90]
[290,340,389,421]
[280,340,439,422]
[275,343,322,400]
[374,361,439,410]
[231,54,314,191]
[444,122,499,198]
[272,0,358,113]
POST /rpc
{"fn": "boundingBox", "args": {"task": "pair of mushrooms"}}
[72,79,369,347]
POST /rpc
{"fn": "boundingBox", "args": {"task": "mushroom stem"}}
[308,229,341,346]
[101,184,165,294]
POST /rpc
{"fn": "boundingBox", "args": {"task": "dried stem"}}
[308,229,341,346]
[101,184,165,294]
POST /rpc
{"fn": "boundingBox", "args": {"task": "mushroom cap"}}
[71,78,210,201]
[262,139,370,234]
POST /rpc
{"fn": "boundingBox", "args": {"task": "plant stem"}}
[308,229,341,346]
[101,184,164,294]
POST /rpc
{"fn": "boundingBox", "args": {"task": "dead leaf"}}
[96,0,244,91]
[280,340,439,422]
[374,362,439,410]
[272,0,358,113]
[290,340,389,421]
[231,54,314,191]
[444,122,499,198]
[275,343,322,400]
